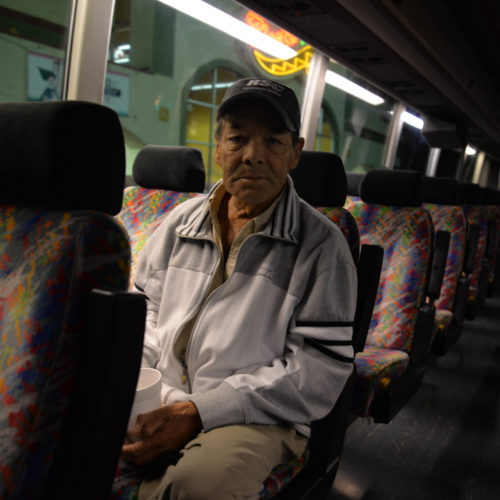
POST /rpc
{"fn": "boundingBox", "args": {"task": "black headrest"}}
[133,146,205,193]
[457,182,481,205]
[360,169,423,207]
[0,101,125,214]
[289,151,346,207]
[479,187,496,205]
[422,176,458,205]
[346,172,364,196]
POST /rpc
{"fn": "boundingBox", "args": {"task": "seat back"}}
[422,177,467,314]
[291,151,383,352]
[283,152,381,496]
[345,169,433,356]
[0,101,144,499]
[116,146,205,287]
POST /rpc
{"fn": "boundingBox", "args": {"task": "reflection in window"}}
[314,105,336,153]
[185,67,242,187]
[0,0,72,103]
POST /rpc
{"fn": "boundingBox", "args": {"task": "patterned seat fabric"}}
[462,204,488,301]
[316,207,360,262]
[345,198,433,352]
[424,203,466,312]
[116,187,200,288]
[0,209,130,497]
[351,346,409,416]
[345,185,432,417]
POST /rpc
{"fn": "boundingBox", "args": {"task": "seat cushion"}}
[111,452,307,499]
[116,187,200,287]
[351,346,410,417]
[434,309,453,339]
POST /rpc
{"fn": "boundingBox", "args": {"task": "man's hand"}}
[122,401,202,466]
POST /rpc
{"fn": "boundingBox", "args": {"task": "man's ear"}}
[289,137,305,171]
[214,140,221,166]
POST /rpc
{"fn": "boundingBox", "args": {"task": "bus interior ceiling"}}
[237,0,500,161]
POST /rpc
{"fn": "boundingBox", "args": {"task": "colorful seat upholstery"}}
[115,146,205,288]
[0,101,145,499]
[345,169,434,421]
[422,176,468,353]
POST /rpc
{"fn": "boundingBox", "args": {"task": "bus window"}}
[106,0,309,184]
[184,67,243,187]
[0,0,72,104]
[314,104,337,153]
[321,60,394,173]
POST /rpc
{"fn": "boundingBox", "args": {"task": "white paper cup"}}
[128,367,162,432]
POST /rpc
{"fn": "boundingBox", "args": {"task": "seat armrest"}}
[427,230,450,302]
[353,244,384,352]
[44,289,146,499]
[463,223,479,275]
[409,303,435,368]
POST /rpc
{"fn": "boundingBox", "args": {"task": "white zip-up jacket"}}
[135,178,357,436]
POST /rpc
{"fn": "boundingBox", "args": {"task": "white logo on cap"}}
[246,79,285,94]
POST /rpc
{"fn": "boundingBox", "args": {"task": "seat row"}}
[113,145,500,498]
[1,101,498,499]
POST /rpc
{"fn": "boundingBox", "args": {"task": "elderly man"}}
[122,78,357,499]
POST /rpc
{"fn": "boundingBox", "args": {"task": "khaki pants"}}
[138,424,308,500]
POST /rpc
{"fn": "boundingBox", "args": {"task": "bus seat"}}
[112,152,376,500]
[345,169,434,422]
[292,152,383,353]
[116,146,205,288]
[0,101,145,499]
[422,176,468,355]
[480,188,499,297]
[458,182,488,319]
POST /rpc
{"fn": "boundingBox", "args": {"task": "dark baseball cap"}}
[217,78,301,133]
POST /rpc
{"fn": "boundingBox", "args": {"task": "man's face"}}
[215,100,304,213]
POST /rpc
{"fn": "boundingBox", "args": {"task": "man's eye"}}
[268,137,283,145]
[228,135,243,142]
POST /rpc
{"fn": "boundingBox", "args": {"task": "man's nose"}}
[242,137,265,165]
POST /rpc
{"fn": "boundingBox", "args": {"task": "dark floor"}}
[329,291,500,500]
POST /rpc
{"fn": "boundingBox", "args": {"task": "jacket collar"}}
[176,176,300,243]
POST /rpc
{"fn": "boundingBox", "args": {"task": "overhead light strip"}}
[158,0,297,60]
[325,70,384,106]
[402,111,424,129]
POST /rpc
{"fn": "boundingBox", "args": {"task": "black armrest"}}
[44,289,146,499]
[353,244,384,353]
[463,223,479,275]
[427,230,450,302]
[486,219,497,260]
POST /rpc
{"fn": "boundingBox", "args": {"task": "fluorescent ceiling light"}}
[402,111,424,129]
[325,70,384,106]
[159,0,297,60]
[465,145,477,156]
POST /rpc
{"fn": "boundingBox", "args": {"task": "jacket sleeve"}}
[189,241,357,431]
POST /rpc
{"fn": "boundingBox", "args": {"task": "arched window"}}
[185,67,243,187]
[314,105,337,153]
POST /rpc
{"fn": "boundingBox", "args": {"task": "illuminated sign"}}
[244,11,314,77]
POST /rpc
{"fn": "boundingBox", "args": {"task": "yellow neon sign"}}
[244,11,314,77]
